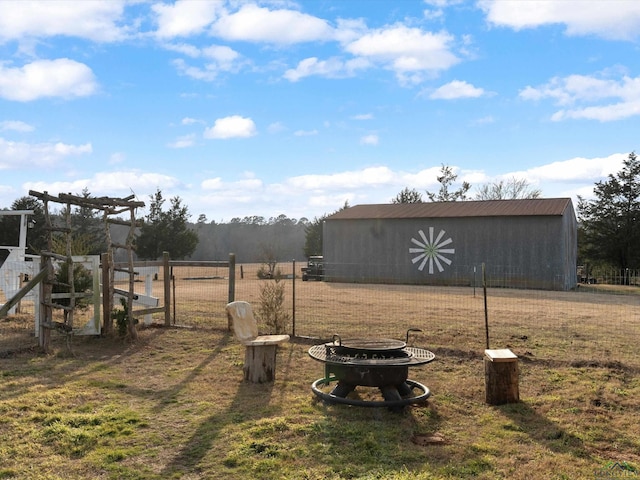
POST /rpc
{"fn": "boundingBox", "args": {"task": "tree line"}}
[2,155,640,277]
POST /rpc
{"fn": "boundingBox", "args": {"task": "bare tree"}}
[475,177,542,200]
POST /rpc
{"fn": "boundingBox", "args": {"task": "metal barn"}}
[322,198,577,291]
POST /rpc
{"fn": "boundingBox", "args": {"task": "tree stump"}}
[244,345,277,383]
[484,349,519,405]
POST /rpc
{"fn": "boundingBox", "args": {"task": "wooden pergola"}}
[28,190,145,349]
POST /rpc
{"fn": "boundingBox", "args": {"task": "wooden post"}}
[39,256,50,351]
[244,345,277,383]
[228,253,236,303]
[484,349,519,405]
[101,252,112,335]
[227,253,235,331]
[163,252,171,326]
[292,259,296,338]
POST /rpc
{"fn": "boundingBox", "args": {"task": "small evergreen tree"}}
[135,189,199,260]
[70,188,106,255]
[392,187,423,204]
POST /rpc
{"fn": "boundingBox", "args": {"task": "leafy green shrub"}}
[111,298,137,338]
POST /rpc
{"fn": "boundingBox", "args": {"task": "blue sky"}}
[1,0,639,222]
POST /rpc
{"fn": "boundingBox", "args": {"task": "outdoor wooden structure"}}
[484,348,519,405]
[28,190,145,349]
[3,191,239,352]
[225,301,289,383]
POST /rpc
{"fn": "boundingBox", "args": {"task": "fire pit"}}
[308,332,435,409]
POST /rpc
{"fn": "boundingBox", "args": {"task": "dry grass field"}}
[1,265,639,479]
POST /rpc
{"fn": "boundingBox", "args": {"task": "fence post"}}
[101,252,112,335]
[163,252,171,326]
[483,263,489,349]
[39,255,50,350]
[292,259,296,337]
[228,253,236,304]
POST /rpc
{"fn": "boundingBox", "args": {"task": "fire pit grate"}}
[308,333,435,410]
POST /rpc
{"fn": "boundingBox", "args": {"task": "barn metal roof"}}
[326,198,574,220]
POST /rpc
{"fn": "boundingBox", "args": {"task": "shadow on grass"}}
[499,400,592,460]
[160,373,276,476]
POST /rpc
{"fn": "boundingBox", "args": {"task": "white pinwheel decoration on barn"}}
[409,227,455,274]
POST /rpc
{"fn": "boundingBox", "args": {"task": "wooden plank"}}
[41,301,73,312]
[40,251,70,262]
[484,348,518,362]
[0,267,48,318]
[132,306,165,316]
[169,260,230,268]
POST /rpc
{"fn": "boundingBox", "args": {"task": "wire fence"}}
[2,261,639,370]
[158,261,640,370]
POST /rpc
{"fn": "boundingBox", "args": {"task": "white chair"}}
[225,301,289,383]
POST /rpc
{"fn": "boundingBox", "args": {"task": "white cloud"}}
[472,115,495,125]
[423,0,464,21]
[520,73,640,122]
[352,113,374,120]
[507,153,626,184]
[24,170,181,199]
[0,0,129,43]
[0,59,98,101]
[170,44,243,81]
[0,120,34,132]
[345,25,460,84]
[267,122,286,134]
[172,59,219,81]
[360,134,379,146]
[424,0,465,7]
[201,176,263,191]
[163,42,202,58]
[429,80,485,99]
[552,102,640,122]
[479,0,640,41]
[294,129,318,137]
[211,4,334,44]
[109,152,126,165]
[284,56,370,82]
[204,115,257,139]
[199,175,265,209]
[152,0,223,39]
[0,138,92,170]
[287,166,396,190]
[168,134,197,149]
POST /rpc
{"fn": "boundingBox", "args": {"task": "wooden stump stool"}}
[226,301,289,384]
[244,344,278,383]
[484,349,519,405]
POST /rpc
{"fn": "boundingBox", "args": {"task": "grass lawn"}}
[1,279,639,479]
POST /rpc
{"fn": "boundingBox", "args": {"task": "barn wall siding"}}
[323,212,577,291]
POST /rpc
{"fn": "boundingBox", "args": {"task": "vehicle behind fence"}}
[2,261,639,371]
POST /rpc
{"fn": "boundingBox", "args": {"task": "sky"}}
[1,0,639,223]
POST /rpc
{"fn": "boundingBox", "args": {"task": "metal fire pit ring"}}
[308,337,435,410]
[311,377,431,408]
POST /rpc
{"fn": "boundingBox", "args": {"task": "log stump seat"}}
[225,301,289,383]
